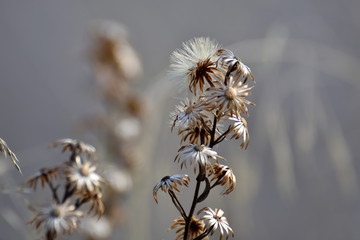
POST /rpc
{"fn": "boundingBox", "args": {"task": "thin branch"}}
[168,190,187,220]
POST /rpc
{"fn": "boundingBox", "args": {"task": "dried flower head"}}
[153,174,190,203]
[0,138,21,174]
[175,144,219,173]
[169,37,221,94]
[171,97,209,132]
[199,207,234,240]
[216,49,254,83]
[64,159,104,193]
[92,20,142,80]
[51,138,96,157]
[29,200,83,239]
[208,163,236,195]
[179,123,212,145]
[227,115,250,149]
[206,74,254,116]
[169,216,206,240]
[23,167,61,191]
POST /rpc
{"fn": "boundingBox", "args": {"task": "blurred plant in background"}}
[24,139,104,240]
[0,138,21,174]
[79,20,147,239]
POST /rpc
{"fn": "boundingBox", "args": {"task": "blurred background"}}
[1,0,360,239]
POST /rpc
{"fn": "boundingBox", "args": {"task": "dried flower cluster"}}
[0,137,21,174]
[24,139,105,240]
[154,37,255,240]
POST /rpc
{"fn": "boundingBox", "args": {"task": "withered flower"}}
[169,37,221,95]
[199,207,234,240]
[171,97,209,132]
[92,20,143,81]
[179,123,212,146]
[23,167,61,191]
[29,199,83,239]
[169,216,206,240]
[216,49,254,83]
[64,159,104,193]
[153,174,190,203]
[206,74,254,116]
[50,138,96,157]
[227,115,250,149]
[208,163,236,195]
[175,144,219,173]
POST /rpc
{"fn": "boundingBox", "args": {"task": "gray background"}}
[1,0,360,239]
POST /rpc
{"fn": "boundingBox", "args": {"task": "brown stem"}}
[183,174,202,240]
[169,190,187,220]
[44,175,60,204]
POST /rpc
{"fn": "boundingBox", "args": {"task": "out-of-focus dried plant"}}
[79,20,148,239]
[0,138,21,174]
[23,138,105,240]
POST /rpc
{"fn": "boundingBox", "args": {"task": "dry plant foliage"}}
[0,137,21,174]
[153,37,255,240]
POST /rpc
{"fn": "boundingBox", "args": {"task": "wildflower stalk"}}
[154,37,254,239]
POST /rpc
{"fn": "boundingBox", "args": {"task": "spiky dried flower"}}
[77,191,105,217]
[227,115,250,149]
[171,97,210,132]
[208,163,236,195]
[175,144,219,173]
[64,158,104,194]
[179,123,212,145]
[169,37,221,95]
[199,207,234,240]
[169,216,206,240]
[153,174,190,203]
[0,138,21,174]
[29,199,83,239]
[23,167,61,191]
[206,74,254,116]
[216,49,254,83]
[50,138,96,157]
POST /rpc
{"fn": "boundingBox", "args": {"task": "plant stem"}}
[183,175,202,240]
[169,190,187,220]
